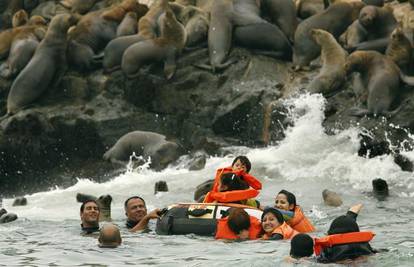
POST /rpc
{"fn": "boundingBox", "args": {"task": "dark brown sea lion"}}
[293,1,364,69]
[116,11,137,37]
[12,9,28,27]
[350,5,397,53]
[261,0,298,43]
[60,0,100,14]
[386,26,412,73]
[296,0,325,19]
[344,50,401,117]
[372,178,389,200]
[103,130,182,170]
[0,0,24,30]
[68,0,148,71]
[6,14,78,115]
[103,0,167,73]
[307,29,347,95]
[322,189,343,207]
[121,8,186,79]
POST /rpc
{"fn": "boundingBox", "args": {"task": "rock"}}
[372,178,389,201]
[394,153,414,172]
[0,208,7,217]
[76,193,97,203]
[12,197,27,206]
[322,189,343,207]
[0,212,18,223]
[188,151,207,171]
[193,179,214,202]
[154,181,169,194]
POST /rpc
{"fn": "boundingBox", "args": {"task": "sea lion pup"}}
[293,1,364,69]
[350,5,397,53]
[12,9,28,27]
[261,0,298,43]
[6,14,78,115]
[339,20,367,50]
[0,17,47,78]
[116,11,137,37]
[60,0,101,15]
[344,50,402,117]
[121,8,186,79]
[67,0,148,71]
[322,189,343,207]
[103,0,167,73]
[103,130,182,170]
[386,26,412,73]
[372,178,389,201]
[307,29,347,95]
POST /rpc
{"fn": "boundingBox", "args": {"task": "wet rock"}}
[322,189,343,207]
[76,193,97,202]
[194,179,214,202]
[0,208,7,217]
[0,212,18,223]
[188,151,207,171]
[12,197,27,206]
[372,178,389,201]
[154,181,169,194]
[393,153,414,172]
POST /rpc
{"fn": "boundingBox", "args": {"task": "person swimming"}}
[261,207,298,240]
[215,207,262,240]
[284,233,315,263]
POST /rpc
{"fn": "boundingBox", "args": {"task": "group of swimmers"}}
[78,155,376,263]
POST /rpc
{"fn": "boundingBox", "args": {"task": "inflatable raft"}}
[156,203,263,236]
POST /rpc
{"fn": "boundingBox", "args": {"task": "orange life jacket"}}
[262,222,299,240]
[314,231,375,256]
[287,206,315,233]
[215,215,262,240]
[203,166,262,203]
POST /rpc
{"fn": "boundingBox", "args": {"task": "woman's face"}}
[232,159,247,172]
[275,193,293,211]
[262,213,280,234]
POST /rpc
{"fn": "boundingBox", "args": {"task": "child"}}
[284,234,315,263]
[274,190,315,232]
[215,208,262,240]
[261,207,298,240]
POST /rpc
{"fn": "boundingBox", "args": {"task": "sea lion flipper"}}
[400,72,414,86]
[164,47,177,80]
[193,57,237,72]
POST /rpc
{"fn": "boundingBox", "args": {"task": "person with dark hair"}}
[274,190,315,233]
[215,208,262,240]
[314,204,376,263]
[203,156,262,207]
[124,196,160,232]
[261,207,298,240]
[80,200,100,234]
[285,234,315,263]
[98,223,122,248]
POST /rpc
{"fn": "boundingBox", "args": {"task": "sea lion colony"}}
[1,0,414,117]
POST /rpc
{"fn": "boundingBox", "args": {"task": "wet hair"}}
[99,223,122,248]
[261,207,284,224]
[227,208,250,234]
[290,234,314,259]
[277,190,297,209]
[80,200,99,213]
[124,196,146,210]
[232,156,251,173]
[328,215,359,235]
[220,173,249,192]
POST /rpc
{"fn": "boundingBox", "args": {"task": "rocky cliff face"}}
[1,47,413,196]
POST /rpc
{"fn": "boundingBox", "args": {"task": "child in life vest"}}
[215,207,262,240]
[274,190,315,233]
[261,207,298,240]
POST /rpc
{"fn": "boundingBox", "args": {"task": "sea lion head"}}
[28,15,47,26]
[310,29,328,45]
[344,51,369,74]
[150,141,182,170]
[390,27,405,42]
[359,6,378,28]
[183,8,208,47]
[49,13,79,34]
[12,9,29,27]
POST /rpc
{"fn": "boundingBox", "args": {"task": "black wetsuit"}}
[81,224,100,234]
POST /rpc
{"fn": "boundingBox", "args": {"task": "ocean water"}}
[1,93,413,266]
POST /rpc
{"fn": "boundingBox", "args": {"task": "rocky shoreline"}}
[1,45,413,196]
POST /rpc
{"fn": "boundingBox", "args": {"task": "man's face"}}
[125,198,147,222]
[81,202,100,225]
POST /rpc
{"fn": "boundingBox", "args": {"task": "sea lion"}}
[386,26,412,73]
[0,0,24,30]
[339,20,367,50]
[322,189,343,207]
[0,211,18,223]
[307,29,347,95]
[296,0,325,19]
[76,193,97,203]
[103,130,182,170]
[6,14,78,115]
[23,0,39,11]
[293,1,364,69]
[60,0,100,14]
[372,178,389,200]
[103,0,165,73]
[12,9,28,27]
[0,208,7,217]
[0,19,47,78]
[350,5,397,53]
[193,179,214,202]
[67,0,148,71]
[12,197,27,206]
[261,0,298,43]
[154,180,169,194]
[121,8,186,79]
[116,11,137,37]
[344,50,401,117]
